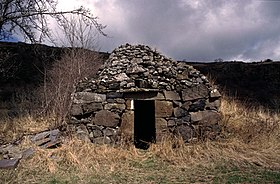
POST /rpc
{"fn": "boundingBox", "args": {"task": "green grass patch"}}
[212,165,280,184]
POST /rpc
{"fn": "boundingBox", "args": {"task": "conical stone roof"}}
[80,43,210,93]
[71,44,222,145]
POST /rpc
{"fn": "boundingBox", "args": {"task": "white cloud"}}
[47,0,280,61]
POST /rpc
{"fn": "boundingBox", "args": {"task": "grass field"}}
[0,97,280,183]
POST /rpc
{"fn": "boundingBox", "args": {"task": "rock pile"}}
[0,129,61,169]
[69,44,222,146]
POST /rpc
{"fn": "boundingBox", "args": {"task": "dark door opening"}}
[134,100,156,149]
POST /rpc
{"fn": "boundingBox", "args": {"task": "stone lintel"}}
[123,91,164,100]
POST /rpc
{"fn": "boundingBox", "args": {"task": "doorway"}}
[134,100,156,149]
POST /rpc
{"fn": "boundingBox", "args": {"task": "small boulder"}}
[190,110,221,125]
[182,85,209,101]
[93,110,120,127]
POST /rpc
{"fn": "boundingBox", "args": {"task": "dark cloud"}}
[90,0,280,61]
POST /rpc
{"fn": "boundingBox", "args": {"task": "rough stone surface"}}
[176,125,194,142]
[31,129,61,148]
[114,73,130,81]
[163,91,180,100]
[21,148,35,159]
[106,92,123,99]
[76,125,91,142]
[124,92,164,100]
[206,99,221,111]
[70,104,83,116]
[155,101,173,118]
[189,99,206,111]
[181,101,192,110]
[190,110,221,125]
[0,158,20,169]
[69,44,222,145]
[210,89,221,98]
[103,128,116,136]
[167,119,176,126]
[104,103,126,111]
[174,107,188,118]
[83,103,103,113]
[73,92,106,103]
[93,110,120,127]
[182,85,209,101]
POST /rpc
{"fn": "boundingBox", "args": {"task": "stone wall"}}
[69,44,222,145]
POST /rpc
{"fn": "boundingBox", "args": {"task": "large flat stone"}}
[31,129,61,148]
[93,110,120,127]
[104,103,126,111]
[190,110,221,125]
[124,91,164,100]
[73,92,106,104]
[0,158,20,169]
[22,148,35,159]
[106,92,123,99]
[31,131,50,142]
[83,103,103,113]
[182,85,209,101]
[163,91,181,100]
[155,100,173,118]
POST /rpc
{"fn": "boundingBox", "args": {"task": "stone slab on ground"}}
[31,129,61,148]
[0,158,20,169]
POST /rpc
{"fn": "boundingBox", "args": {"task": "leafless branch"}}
[0,0,106,43]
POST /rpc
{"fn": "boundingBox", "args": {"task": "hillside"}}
[0,42,279,110]
[187,61,280,110]
[0,42,280,183]
[0,42,108,102]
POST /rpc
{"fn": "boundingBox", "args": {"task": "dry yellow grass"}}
[0,115,56,144]
[221,96,280,143]
[0,97,280,183]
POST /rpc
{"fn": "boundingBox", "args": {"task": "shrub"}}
[40,48,103,127]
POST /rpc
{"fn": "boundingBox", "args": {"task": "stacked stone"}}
[69,43,222,144]
[78,44,210,92]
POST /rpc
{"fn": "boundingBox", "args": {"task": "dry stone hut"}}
[69,44,222,149]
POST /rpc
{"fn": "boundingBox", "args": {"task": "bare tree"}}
[0,0,106,43]
[57,14,100,49]
[38,15,104,126]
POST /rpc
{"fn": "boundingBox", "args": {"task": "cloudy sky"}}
[56,0,280,61]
